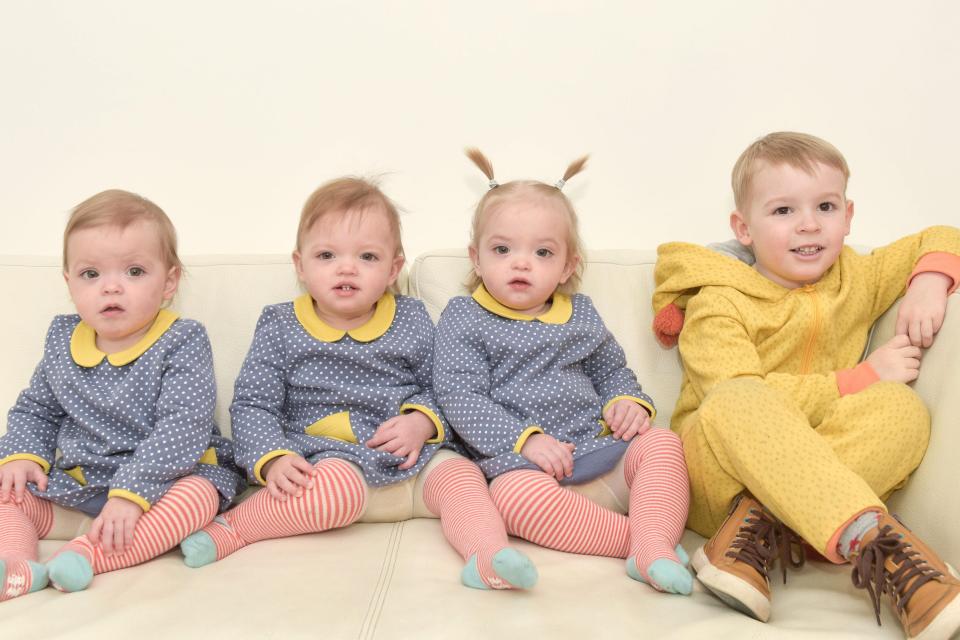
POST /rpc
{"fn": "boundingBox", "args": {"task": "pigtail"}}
[556,155,589,189]
[465,148,499,189]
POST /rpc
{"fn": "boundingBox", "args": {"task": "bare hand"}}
[263,453,316,500]
[896,272,951,347]
[866,334,922,383]
[603,399,651,441]
[0,459,48,504]
[88,497,143,556]
[366,411,437,470]
[520,433,575,481]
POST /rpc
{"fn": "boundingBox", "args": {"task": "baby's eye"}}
[317,251,334,260]
[79,269,99,280]
[773,206,791,215]
[535,248,554,258]
[360,252,379,262]
[493,245,509,255]
[818,202,836,212]
[126,266,146,277]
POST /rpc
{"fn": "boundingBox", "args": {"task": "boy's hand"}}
[897,272,952,348]
[603,399,651,441]
[88,496,143,556]
[263,453,317,500]
[866,335,922,383]
[0,459,48,504]
[367,411,436,470]
[520,433,575,481]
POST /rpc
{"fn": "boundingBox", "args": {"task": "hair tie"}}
[488,180,499,190]
[554,178,566,190]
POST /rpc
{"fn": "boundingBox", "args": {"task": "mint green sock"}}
[0,559,49,597]
[180,530,218,568]
[626,544,693,595]
[461,548,538,590]
[47,551,94,592]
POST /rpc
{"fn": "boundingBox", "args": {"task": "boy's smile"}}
[730,161,854,289]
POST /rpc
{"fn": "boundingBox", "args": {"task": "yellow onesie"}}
[653,226,960,561]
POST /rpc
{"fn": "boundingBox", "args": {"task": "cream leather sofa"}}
[1,250,957,639]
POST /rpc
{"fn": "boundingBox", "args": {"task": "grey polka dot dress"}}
[434,287,655,481]
[230,293,461,487]
[0,311,244,513]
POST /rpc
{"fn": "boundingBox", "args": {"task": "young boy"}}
[653,132,960,639]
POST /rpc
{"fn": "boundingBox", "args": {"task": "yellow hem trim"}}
[400,403,445,444]
[471,285,572,324]
[602,395,657,421]
[198,447,218,465]
[71,309,180,367]
[253,449,298,485]
[108,489,151,513]
[293,292,396,343]
[0,453,51,473]
[64,466,87,485]
[305,411,357,444]
[513,426,544,454]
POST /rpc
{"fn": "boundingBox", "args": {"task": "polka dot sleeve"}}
[434,298,538,457]
[108,322,220,510]
[0,321,67,470]
[580,308,654,415]
[230,307,304,479]
[396,301,449,444]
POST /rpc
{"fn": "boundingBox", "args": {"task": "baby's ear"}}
[560,254,581,284]
[163,265,182,300]
[468,246,480,273]
[729,210,752,246]
[388,254,405,285]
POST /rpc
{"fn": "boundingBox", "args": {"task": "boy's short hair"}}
[732,132,850,211]
[296,177,404,257]
[63,189,181,273]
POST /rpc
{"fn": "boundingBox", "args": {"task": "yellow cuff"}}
[253,450,298,485]
[0,453,51,474]
[602,395,657,421]
[513,426,544,454]
[400,404,445,444]
[107,489,151,513]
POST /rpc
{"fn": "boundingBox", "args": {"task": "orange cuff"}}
[836,362,880,396]
[909,252,960,294]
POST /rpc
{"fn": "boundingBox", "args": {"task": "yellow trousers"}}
[678,378,929,559]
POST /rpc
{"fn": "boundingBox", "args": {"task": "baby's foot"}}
[181,516,244,567]
[626,544,693,595]
[461,547,538,590]
[47,551,94,593]
[0,559,49,601]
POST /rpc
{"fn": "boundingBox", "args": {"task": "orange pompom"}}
[653,303,684,348]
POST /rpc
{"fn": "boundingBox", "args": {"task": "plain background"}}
[1,1,958,261]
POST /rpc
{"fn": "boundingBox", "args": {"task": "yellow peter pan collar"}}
[293,292,396,343]
[71,309,180,368]
[471,285,573,324]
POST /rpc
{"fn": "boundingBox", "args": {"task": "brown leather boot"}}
[691,494,804,622]
[851,513,960,639]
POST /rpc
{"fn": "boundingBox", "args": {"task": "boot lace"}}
[727,505,806,584]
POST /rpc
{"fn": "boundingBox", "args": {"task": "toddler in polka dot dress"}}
[180,177,537,591]
[0,190,244,602]
[433,150,693,595]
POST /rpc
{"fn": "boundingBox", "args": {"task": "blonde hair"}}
[465,148,587,294]
[296,177,403,258]
[732,132,850,211]
[63,189,182,273]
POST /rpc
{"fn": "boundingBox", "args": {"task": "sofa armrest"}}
[874,296,960,563]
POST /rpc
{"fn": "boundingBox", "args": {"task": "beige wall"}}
[1,1,958,262]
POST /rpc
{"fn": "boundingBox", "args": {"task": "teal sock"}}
[47,551,94,593]
[180,530,218,568]
[626,544,693,595]
[0,559,49,598]
[461,548,538,590]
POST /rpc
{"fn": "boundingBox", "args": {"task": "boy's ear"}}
[291,250,305,282]
[559,254,581,284]
[844,200,855,236]
[163,265,181,301]
[729,210,753,246]
[387,254,405,286]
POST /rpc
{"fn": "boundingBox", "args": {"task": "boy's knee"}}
[692,378,783,436]
[860,381,930,442]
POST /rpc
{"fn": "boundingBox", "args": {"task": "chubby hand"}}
[603,399,651,441]
[263,453,317,500]
[89,496,143,556]
[366,411,437,470]
[866,334,922,383]
[520,433,575,481]
[0,459,48,504]
[896,272,952,348]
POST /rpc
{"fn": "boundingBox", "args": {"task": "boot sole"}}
[692,546,771,622]
[910,567,960,640]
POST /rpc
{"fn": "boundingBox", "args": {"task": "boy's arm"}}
[107,324,219,512]
[0,362,65,472]
[681,292,843,424]
[397,303,449,446]
[433,301,542,458]
[230,309,303,484]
